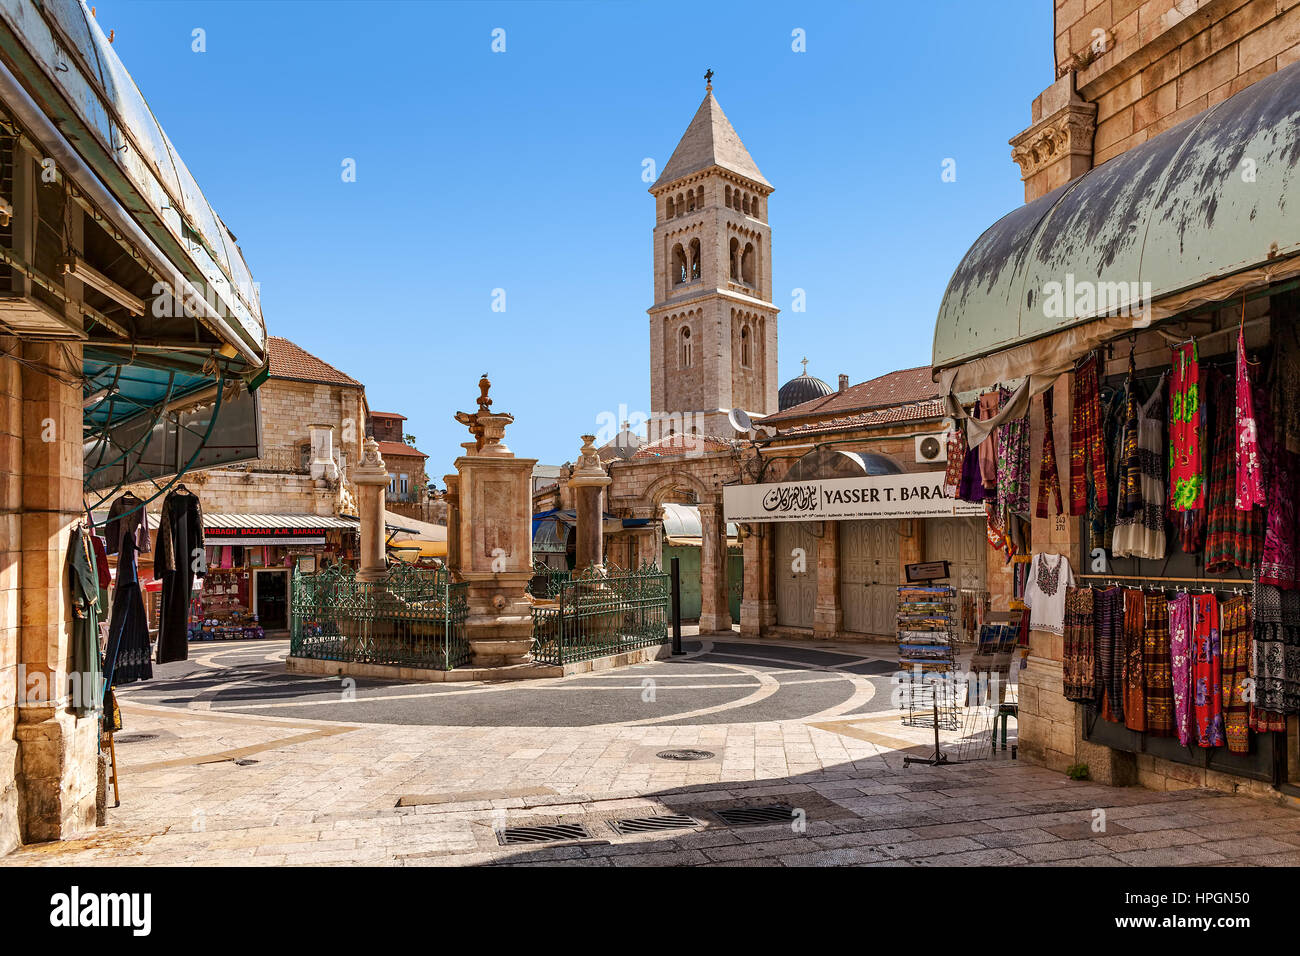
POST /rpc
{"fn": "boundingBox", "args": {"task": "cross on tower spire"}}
[801,357,809,375]
[704,68,714,92]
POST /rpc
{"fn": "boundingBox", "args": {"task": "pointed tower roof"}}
[653,91,771,191]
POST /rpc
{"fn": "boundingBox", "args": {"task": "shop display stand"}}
[897,585,958,732]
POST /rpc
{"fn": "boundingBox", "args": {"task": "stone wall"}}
[1016,0,1300,198]
[0,341,21,854]
[257,379,367,478]
[1,340,99,853]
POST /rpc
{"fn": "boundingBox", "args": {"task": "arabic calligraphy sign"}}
[722,472,985,523]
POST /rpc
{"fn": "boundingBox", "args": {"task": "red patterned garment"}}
[1190,593,1224,748]
[1235,328,1265,510]
[1069,352,1107,516]
[1169,342,1205,512]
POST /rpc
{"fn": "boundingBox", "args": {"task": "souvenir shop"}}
[939,287,1300,787]
[197,514,362,639]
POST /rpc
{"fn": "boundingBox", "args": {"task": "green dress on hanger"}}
[67,527,104,718]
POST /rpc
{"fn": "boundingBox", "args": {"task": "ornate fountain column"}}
[567,435,611,570]
[352,437,389,583]
[453,376,538,666]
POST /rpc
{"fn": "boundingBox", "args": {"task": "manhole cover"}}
[715,804,796,826]
[496,823,592,846]
[232,759,259,766]
[112,733,158,744]
[609,814,699,836]
[656,749,715,761]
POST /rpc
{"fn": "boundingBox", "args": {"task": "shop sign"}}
[723,471,984,523]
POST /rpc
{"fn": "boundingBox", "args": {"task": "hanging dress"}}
[1220,595,1252,754]
[1112,377,1166,560]
[1169,593,1194,747]
[1235,327,1265,510]
[1142,592,1175,736]
[1190,593,1224,747]
[67,527,104,718]
[1206,371,1263,573]
[103,535,152,685]
[155,488,205,664]
[1094,586,1125,723]
[1169,341,1205,511]
[1122,589,1146,732]
[1062,586,1097,702]
[1253,582,1300,716]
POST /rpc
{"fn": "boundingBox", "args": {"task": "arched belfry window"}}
[729,237,740,281]
[689,238,701,280]
[740,325,751,368]
[742,241,756,285]
[725,185,732,207]
[666,196,675,218]
[671,243,687,286]
[752,197,761,219]
[680,325,693,368]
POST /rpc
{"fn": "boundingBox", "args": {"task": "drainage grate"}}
[112,733,158,744]
[609,814,699,836]
[656,749,716,761]
[496,823,592,846]
[232,759,259,766]
[714,804,796,826]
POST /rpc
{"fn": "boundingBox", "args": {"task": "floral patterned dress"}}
[1169,342,1205,512]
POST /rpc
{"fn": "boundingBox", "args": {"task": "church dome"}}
[778,364,834,410]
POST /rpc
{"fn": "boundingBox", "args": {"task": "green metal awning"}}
[933,57,1300,379]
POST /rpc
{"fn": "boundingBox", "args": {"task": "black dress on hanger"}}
[156,486,205,664]
[104,534,152,685]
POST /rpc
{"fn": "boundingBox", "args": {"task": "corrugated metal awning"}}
[933,57,1300,377]
[203,514,359,531]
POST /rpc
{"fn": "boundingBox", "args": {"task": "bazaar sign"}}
[723,472,985,523]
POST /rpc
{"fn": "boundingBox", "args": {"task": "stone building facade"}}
[122,337,367,518]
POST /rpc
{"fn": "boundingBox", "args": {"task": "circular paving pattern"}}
[117,637,902,728]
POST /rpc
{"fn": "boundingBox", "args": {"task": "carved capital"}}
[1009,100,1097,182]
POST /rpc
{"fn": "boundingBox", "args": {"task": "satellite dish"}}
[728,408,754,433]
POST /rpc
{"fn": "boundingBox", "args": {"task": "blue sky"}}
[102,0,1053,480]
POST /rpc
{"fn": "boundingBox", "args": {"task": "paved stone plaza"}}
[5,634,1299,867]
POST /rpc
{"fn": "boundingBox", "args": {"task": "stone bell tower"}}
[647,75,779,440]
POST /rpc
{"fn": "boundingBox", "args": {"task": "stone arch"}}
[666,195,675,218]
[671,242,688,285]
[645,471,709,508]
[742,241,755,285]
[688,237,701,280]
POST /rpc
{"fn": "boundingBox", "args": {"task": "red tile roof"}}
[266,336,363,388]
[762,365,938,425]
[632,434,733,459]
[369,411,407,421]
[376,440,427,460]
[780,399,947,437]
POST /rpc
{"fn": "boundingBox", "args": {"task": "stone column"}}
[699,501,731,633]
[455,411,537,667]
[740,523,776,637]
[442,473,460,574]
[566,436,611,571]
[13,341,97,845]
[351,438,389,583]
[813,520,843,639]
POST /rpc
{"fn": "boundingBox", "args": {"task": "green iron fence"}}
[290,563,470,670]
[526,561,571,600]
[530,564,669,665]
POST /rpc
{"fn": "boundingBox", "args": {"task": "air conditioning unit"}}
[915,433,947,464]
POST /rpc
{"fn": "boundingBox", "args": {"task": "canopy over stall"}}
[933,57,1300,393]
[0,0,268,505]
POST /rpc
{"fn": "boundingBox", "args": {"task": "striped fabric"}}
[1142,593,1175,736]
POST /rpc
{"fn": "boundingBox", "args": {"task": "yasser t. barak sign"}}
[723,472,984,523]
